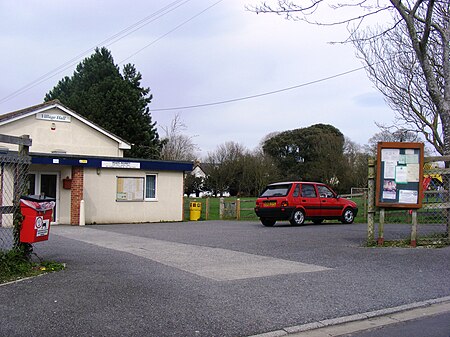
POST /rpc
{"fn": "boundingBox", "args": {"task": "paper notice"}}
[398,190,418,204]
[384,161,396,179]
[407,164,420,182]
[381,149,400,162]
[395,166,408,183]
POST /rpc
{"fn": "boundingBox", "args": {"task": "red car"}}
[254,181,358,227]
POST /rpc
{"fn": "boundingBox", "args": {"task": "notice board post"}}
[376,142,424,246]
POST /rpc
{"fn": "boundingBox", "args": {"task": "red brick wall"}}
[70,166,84,225]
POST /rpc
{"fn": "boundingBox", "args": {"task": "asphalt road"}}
[341,312,450,337]
[1,221,449,337]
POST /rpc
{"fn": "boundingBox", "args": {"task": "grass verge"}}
[0,250,65,284]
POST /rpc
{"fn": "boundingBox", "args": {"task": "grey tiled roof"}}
[0,100,62,122]
[0,99,131,148]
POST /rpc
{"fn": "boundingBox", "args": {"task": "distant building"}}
[187,160,208,197]
[188,161,230,197]
[191,160,206,179]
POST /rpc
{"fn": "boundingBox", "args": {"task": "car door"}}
[299,183,321,217]
[316,184,343,218]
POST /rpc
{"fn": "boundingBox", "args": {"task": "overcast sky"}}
[0,0,395,157]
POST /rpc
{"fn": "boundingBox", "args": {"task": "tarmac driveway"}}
[1,221,449,337]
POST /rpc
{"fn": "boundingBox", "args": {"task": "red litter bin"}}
[20,195,56,243]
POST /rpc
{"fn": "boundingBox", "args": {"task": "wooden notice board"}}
[376,142,424,209]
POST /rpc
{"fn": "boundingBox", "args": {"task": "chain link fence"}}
[0,137,31,252]
[417,159,449,245]
[370,157,450,247]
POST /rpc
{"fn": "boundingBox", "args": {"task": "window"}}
[116,175,157,201]
[145,174,157,200]
[301,184,317,198]
[260,184,292,197]
[317,185,335,198]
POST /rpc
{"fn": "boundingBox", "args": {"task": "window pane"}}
[301,184,317,198]
[317,185,334,198]
[260,184,291,197]
[146,175,156,199]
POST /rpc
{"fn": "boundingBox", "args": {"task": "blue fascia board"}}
[31,153,193,172]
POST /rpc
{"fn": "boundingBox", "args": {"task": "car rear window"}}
[260,184,292,197]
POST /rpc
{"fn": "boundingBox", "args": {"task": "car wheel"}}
[313,219,324,225]
[261,218,276,227]
[290,210,305,226]
[341,208,355,224]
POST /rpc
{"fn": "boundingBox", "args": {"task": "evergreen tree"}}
[45,47,162,159]
[263,124,346,189]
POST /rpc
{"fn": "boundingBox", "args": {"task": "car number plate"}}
[264,201,277,207]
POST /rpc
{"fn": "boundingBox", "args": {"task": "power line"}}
[0,0,193,105]
[120,0,224,64]
[149,66,366,111]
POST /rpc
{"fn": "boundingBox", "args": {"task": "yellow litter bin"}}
[189,201,202,221]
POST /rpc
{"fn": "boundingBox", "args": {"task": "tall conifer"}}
[45,47,162,159]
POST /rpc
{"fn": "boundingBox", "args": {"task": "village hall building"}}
[0,100,193,225]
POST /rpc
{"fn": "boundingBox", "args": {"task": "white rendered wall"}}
[83,168,185,224]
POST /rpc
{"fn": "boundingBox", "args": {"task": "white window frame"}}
[145,174,158,201]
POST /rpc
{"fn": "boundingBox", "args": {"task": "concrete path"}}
[55,226,330,281]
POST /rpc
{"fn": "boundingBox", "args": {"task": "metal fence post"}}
[367,158,376,245]
[363,190,368,218]
[411,209,417,247]
[236,199,241,220]
[378,208,385,246]
[14,135,32,254]
[446,160,450,238]
[219,197,224,220]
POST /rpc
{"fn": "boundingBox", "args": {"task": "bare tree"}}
[160,114,199,161]
[352,6,448,155]
[342,137,369,190]
[364,129,421,155]
[204,142,247,196]
[249,0,450,155]
[204,142,280,196]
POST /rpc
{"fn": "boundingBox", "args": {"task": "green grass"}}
[184,197,253,221]
[184,196,447,226]
[184,196,368,223]
[0,250,65,284]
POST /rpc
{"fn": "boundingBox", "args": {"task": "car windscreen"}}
[260,184,292,197]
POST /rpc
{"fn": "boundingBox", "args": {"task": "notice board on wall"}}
[376,142,424,209]
[116,177,144,201]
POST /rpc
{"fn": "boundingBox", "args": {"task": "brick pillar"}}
[70,166,84,225]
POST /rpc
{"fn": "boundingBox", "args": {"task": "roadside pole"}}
[367,158,376,245]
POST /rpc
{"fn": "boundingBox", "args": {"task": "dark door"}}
[40,174,57,198]
[27,173,36,195]
[40,174,57,220]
